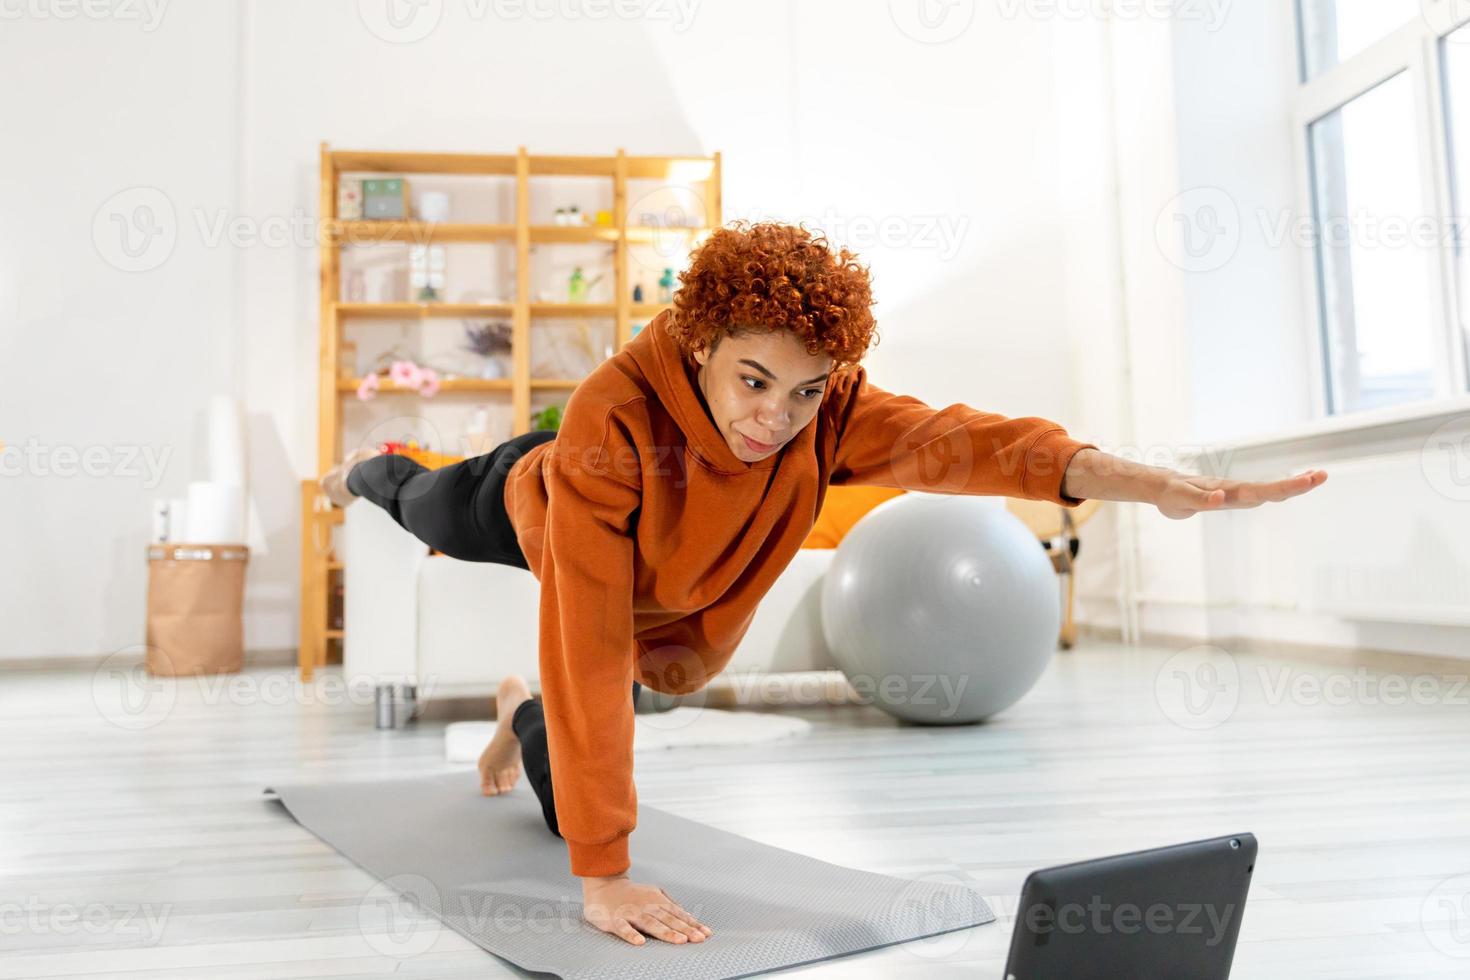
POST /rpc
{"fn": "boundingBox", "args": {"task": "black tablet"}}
[1004,833,1257,980]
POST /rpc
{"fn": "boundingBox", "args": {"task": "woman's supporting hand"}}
[581,874,713,946]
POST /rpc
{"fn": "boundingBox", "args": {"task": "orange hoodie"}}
[502,310,1096,877]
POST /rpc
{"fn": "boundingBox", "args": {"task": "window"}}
[1441,23,1470,399]
[1298,0,1420,78]
[1307,73,1437,412]
[1294,0,1470,417]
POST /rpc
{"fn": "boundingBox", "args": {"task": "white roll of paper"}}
[206,395,247,488]
[186,481,244,543]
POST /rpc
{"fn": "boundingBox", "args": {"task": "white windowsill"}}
[1184,392,1470,459]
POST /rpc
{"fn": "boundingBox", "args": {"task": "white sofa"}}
[342,502,842,726]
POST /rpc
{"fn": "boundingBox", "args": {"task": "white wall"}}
[0,3,242,661]
[3,0,1089,661]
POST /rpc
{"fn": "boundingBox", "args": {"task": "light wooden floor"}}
[3,639,1469,979]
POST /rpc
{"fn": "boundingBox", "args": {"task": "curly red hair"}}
[668,220,879,370]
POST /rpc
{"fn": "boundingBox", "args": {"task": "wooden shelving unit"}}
[299,143,722,680]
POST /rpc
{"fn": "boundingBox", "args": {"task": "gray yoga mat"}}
[266,770,993,979]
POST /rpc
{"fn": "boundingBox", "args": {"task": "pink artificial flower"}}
[356,373,379,401]
[418,367,440,398]
[389,360,423,389]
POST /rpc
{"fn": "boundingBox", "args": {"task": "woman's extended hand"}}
[1153,468,1328,520]
[1060,448,1329,520]
[581,874,713,946]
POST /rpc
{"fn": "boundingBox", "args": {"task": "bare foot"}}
[320,446,381,509]
[478,674,533,796]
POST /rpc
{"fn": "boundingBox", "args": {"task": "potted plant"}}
[463,321,513,379]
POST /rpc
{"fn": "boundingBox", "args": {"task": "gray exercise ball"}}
[820,494,1059,725]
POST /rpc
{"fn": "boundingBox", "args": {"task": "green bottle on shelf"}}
[657,268,675,304]
[568,266,587,303]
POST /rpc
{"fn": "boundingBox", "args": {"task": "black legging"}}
[346,429,642,838]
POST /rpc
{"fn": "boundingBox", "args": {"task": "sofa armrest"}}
[342,503,429,684]
[726,547,837,675]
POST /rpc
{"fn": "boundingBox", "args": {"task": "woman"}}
[321,220,1327,948]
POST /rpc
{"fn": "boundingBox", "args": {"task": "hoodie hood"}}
[624,309,779,475]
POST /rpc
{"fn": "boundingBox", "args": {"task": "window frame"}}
[1291,0,1470,418]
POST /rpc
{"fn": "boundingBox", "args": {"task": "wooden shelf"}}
[335,150,518,175]
[529,302,617,317]
[336,376,583,394]
[336,301,514,318]
[337,377,514,394]
[305,143,722,682]
[529,225,620,244]
[336,220,515,244]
